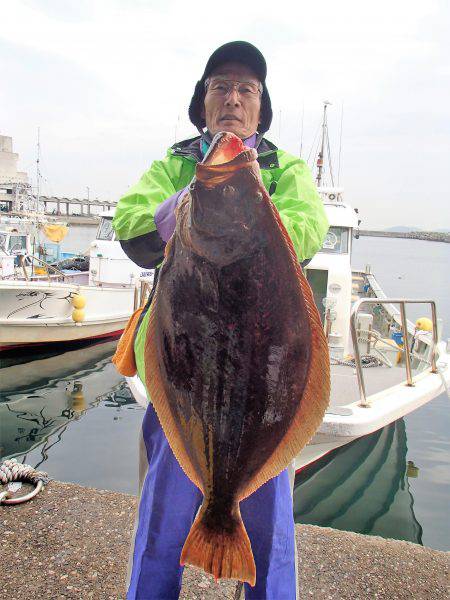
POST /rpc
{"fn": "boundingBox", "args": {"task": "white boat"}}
[125,105,450,470]
[0,211,153,350]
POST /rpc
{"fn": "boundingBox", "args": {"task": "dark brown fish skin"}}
[150,145,312,518]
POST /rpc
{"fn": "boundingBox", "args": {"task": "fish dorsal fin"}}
[239,189,330,500]
[145,296,204,493]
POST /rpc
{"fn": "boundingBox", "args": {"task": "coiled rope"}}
[0,458,50,505]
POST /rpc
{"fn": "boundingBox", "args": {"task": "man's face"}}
[202,62,262,139]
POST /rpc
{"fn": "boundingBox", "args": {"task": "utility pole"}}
[86,186,90,217]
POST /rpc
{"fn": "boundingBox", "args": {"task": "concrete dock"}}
[1,482,448,599]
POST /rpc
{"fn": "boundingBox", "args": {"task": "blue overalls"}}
[126,402,297,599]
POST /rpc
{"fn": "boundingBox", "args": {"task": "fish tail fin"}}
[180,503,256,586]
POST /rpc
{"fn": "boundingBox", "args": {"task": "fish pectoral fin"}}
[180,502,256,586]
[145,297,204,492]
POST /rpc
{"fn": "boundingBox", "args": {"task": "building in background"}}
[0,135,32,213]
[0,135,116,217]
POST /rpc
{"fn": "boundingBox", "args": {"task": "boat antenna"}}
[326,122,335,187]
[174,114,180,143]
[299,102,305,158]
[316,101,331,188]
[337,102,344,185]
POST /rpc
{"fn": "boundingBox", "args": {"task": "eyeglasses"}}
[205,78,262,99]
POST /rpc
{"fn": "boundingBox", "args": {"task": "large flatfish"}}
[145,132,330,585]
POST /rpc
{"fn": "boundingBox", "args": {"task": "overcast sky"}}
[1,0,449,229]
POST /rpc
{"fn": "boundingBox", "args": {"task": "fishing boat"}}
[0,211,153,350]
[125,103,450,470]
[0,134,78,279]
[293,103,450,468]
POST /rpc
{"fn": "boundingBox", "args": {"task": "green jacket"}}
[113,136,328,266]
[113,135,328,382]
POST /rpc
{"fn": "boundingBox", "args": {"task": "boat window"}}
[305,269,328,323]
[8,235,27,253]
[321,226,349,254]
[96,217,114,241]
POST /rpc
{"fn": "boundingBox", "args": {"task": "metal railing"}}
[133,278,153,311]
[20,254,66,282]
[350,298,438,407]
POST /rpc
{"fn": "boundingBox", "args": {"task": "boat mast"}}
[316,101,331,188]
[36,127,41,213]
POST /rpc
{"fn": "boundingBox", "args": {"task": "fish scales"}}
[144,132,330,585]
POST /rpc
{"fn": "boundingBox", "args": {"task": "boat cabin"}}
[305,187,359,358]
[0,228,33,260]
[90,211,153,287]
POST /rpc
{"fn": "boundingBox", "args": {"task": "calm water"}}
[0,235,448,551]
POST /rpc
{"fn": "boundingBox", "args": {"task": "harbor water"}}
[1,233,449,552]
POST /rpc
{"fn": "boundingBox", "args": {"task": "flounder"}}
[144,132,330,585]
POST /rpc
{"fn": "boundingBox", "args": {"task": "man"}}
[113,41,328,600]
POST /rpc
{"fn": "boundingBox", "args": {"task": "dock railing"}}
[350,298,438,407]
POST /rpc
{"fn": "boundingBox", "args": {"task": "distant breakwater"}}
[358,230,450,243]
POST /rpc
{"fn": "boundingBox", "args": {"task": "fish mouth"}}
[202,132,254,167]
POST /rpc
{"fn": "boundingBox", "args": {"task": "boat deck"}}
[327,362,415,412]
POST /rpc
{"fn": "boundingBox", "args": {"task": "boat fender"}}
[72,294,87,309]
[415,317,432,332]
[72,308,85,323]
[407,460,419,478]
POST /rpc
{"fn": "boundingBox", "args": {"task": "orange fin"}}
[240,190,330,500]
[144,296,204,492]
[180,503,256,586]
[111,307,144,376]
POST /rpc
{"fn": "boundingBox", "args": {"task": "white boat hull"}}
[0,280,135,348]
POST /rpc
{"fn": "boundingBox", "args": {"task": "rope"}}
[331,355,383,368]
[0,458,50,486]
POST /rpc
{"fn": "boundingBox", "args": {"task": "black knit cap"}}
[188,41,273,134]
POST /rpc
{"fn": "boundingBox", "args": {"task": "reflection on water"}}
[0,340,144,493]
[294,420,423,544]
